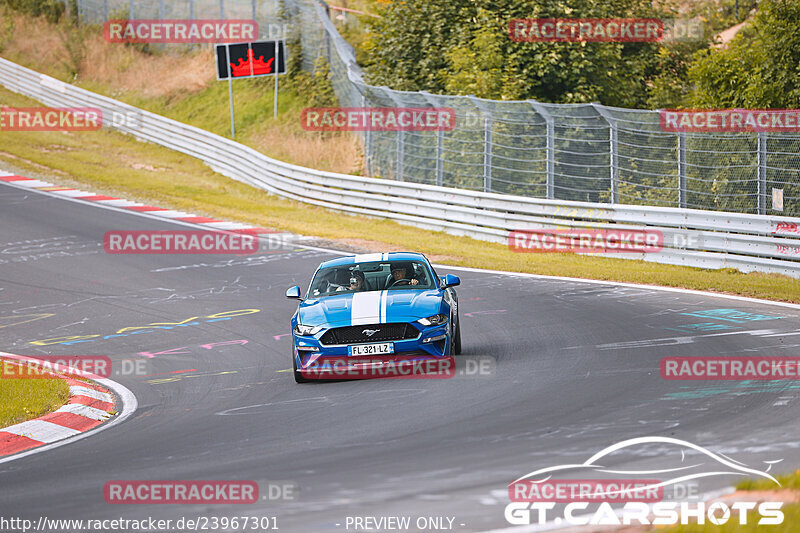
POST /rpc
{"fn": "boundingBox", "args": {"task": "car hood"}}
[298,289,442,328]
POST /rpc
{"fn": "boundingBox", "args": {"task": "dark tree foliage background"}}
[361,0,798,110]
[361,0,704,108]
[689,0,800,108]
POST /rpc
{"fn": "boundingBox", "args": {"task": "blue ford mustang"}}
[285,252,461,382]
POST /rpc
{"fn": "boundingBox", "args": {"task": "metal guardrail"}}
[1,57,799,278]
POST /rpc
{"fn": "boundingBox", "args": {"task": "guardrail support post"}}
[484,117,493,193]
[189,0,194,20]
[129,0,134,19]
[758,132,767,214]
[103,0,108,20]
[678,132,687,208]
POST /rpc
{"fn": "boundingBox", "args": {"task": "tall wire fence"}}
[69,0,800,216]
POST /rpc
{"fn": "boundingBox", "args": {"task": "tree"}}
[689,0,800,108]
[362,0,689,108]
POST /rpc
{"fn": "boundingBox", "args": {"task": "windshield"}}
[308,260,435,297]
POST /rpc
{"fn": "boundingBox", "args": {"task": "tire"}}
[453,317,462,355]
[293,352,309,383]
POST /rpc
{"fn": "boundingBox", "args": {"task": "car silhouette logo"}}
[362,329,380,336]
[511,436,782,500]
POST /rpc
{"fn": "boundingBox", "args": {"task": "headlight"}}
[294,324,323,336]
[417,314,448,326]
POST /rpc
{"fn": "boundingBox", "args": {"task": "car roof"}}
[316,252,429,270]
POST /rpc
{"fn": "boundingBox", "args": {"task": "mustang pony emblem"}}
[362,328,380,336]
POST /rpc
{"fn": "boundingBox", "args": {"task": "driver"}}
[388,263,419,287]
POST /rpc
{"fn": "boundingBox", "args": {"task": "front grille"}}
[320,323,419,345]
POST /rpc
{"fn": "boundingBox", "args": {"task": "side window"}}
[429,264,441,287]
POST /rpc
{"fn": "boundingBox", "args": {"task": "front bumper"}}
[292,322,452,380]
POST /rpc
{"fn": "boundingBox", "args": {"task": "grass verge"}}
[655,471,800,532]
[0,360,70,427]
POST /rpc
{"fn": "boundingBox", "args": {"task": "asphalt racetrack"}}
[1,179,800,532]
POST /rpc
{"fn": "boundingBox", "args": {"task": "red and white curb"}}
[0,353,137,463]
[0,173,279,236]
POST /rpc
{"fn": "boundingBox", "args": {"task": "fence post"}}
[484,117,493,193]
[159,0,165,21]
[591,104,621,204]
[609,124,618,203]
[678,132,687,208]
[467,96,492,194]
[103,0,108,20]
[129,0,134,19]
[361,92,373,177]
[758,132,767,214]
[528,101,554,199]
[435,128,444,187]
[220,0,224,18]
[189,0,194,20]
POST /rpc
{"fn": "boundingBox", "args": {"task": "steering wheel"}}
[388,278,412,287]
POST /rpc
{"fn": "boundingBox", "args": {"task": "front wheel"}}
[453,317,462,355]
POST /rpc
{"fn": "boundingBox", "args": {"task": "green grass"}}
[662,505,800,532]
[0,360,70,427]
[651,470,800,532]
[0,80,798,303]
[737,470,800,491]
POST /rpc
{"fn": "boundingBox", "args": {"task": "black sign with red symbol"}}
[215,40,286,80]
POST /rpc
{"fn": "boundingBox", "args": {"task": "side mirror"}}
[285,286,302,300]
[442,274,460,288]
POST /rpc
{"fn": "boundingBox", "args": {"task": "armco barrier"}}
[1,57,799,277]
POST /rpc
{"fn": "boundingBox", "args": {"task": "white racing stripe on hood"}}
[354,253,382,263]
[380,290,388,323]
[351,291,382,325]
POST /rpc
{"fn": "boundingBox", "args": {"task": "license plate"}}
[349,343,394,356]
